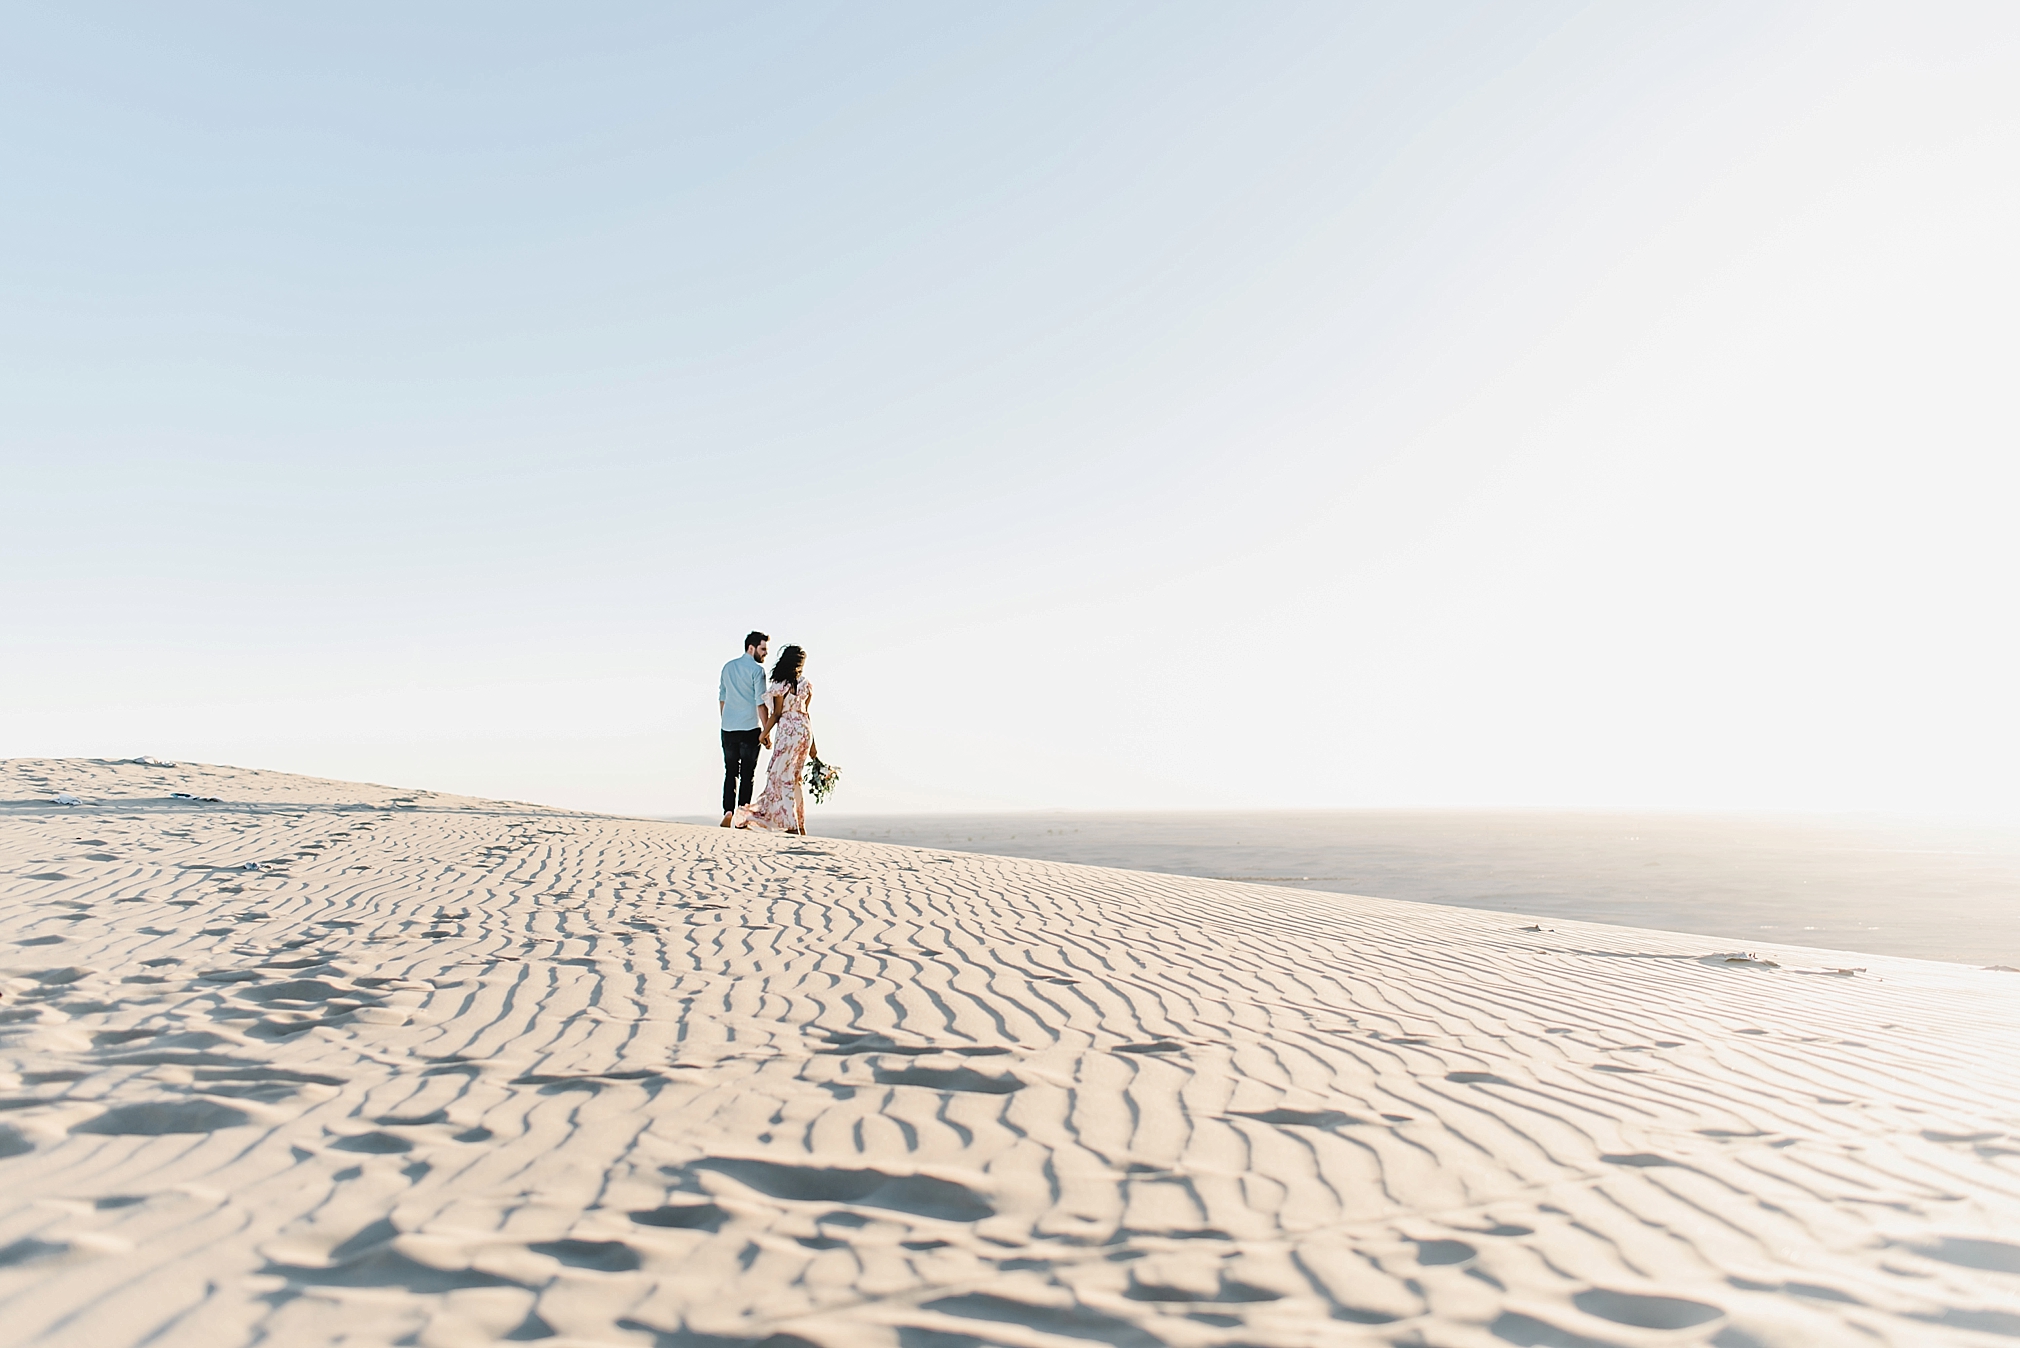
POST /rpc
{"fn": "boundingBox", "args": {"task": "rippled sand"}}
[4,758,2019,1347]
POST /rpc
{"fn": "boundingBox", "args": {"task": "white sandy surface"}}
[3,758,2019,1347]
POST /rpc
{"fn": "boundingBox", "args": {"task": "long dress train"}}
[735,677,812,832]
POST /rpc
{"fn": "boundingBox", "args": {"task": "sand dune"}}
[3,758,2019,1347]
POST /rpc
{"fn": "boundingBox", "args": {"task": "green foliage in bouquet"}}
[805,755,841,805]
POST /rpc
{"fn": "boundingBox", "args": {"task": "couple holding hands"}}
[717,630,824,834]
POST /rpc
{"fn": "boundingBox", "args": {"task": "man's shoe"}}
[720,813,732,827]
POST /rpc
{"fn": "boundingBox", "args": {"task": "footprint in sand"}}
[671,1158,993,1223]
[1909,1236,2020,1274]
[1573,1288,1725,1330]
[1231,1108,1366,1129]
[1411,1238,1477,1266]
[73,1100,251,1135]
[328,1132,413,1154]
[0,1238,72,1268]
[629,1202,727,1232]
[529,1238,641,1272]
[871,1062,1023,1094]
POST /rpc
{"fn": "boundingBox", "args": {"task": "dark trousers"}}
[721,729,762,814]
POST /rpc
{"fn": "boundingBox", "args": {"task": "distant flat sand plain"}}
[5,760,2020,1348]
[808,813,2020,967]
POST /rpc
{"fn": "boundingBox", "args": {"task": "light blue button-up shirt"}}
[719,655,769,732]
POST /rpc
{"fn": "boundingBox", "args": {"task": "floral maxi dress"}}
[735,677,812,832]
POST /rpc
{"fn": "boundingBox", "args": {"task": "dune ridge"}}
[2,757,2019,1347]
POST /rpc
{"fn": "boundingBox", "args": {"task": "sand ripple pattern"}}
[3,758,2020,1348]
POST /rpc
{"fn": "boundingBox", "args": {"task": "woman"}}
[734,645,817,834]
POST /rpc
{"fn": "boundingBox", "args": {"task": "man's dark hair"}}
[770,645,805,691]
[744,631,769,652]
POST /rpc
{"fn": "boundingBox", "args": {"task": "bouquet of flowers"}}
[805,754,842,805]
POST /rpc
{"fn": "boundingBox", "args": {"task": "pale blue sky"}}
[7,4,2017,816]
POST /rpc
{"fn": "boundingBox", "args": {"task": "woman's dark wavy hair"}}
[770,645,806,691]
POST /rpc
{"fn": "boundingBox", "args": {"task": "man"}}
[718,631,772,826]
